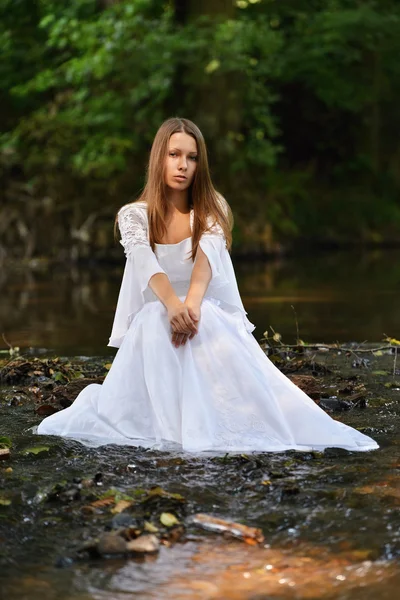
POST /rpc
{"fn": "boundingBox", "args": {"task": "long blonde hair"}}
[117,117,232,259]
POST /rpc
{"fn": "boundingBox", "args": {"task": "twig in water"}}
[291,305,300,345]
[269,326,284,345]
[2,333,12,350]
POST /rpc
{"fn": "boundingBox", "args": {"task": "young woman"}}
[37,118,379,453]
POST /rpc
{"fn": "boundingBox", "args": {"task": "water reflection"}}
[1,250,399,355]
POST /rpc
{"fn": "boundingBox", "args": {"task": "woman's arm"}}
[118,204,197,341]
[169,247,211,348]
[185,246,212,310]
[149,272,198,337]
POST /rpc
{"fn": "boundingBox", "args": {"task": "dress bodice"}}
[143,238,193,302]
[155,238,193,283]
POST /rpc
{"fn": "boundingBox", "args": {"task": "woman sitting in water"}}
[37,117,379,453]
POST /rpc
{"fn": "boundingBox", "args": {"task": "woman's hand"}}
[171,301,201,348]
[167,299,198,337]
[168,299,201,348]
[185,300,201,333]
[171,331,190,347]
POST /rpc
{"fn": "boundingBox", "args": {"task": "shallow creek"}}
[0,350,399,599]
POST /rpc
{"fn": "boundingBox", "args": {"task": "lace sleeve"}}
[118,203,149,256]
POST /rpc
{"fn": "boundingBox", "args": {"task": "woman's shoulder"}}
[118,202,148,230]
[118,200,147,217]
[117,201,148,237]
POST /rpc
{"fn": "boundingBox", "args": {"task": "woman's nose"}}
[178,157,187,170]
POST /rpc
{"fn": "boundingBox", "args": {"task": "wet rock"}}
[126,534,160,554]
[281,481,300,496]
[352,358,370,368]
[97,533,127,556]
[80,472,103,488]
[59,487,81,503]
[241,460,264,479]
[319,398,352,412]
[324,447,351,458]
[55,556,74,568]
[111,512,135,530]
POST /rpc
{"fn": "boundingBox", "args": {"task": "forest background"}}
[1,0,400,261]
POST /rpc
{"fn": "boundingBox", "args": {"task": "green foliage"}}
[1,0,400,257]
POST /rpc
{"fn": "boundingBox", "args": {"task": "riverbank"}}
[0,346,398,599]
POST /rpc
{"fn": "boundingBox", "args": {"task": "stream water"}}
[0,250,399,598]
[1,249,400,355]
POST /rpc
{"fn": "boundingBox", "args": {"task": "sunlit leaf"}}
[160,512,179,527]
[22,446,50,455]
[144,521,159,533]
[111,500,133,514]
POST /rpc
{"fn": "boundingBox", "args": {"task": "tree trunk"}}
[171,0,242,193]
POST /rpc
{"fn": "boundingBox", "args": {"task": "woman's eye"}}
[190,156,198,161]
[169,152,176,157]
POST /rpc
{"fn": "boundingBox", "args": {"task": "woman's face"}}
[164,132,198,192]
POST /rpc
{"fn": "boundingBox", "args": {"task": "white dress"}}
[36,202,379,453]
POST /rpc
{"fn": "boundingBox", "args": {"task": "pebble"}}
[126,534,160,554]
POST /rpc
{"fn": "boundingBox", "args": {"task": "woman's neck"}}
[165,189,190,214]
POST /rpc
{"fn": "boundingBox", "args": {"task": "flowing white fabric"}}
[36,203,379,453]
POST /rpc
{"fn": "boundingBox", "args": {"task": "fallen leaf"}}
[22,446,50,455]
[36,404,59,416]
[126,534,160,554]
[383,336,400,346]
[144,521,159,533]
[160,512,180,527]
[90,496,116,508]
[189,513,265,544]
[111,500,133,514]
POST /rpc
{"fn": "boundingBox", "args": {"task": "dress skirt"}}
[37,297,379,453]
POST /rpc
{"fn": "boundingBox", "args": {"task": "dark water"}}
[1,249,400,355]
[0,348,399,598]
[1,250,399,599]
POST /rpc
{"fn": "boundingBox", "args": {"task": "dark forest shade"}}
[1,0,400,259]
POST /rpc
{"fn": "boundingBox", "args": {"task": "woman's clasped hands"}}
[167,299,200,347]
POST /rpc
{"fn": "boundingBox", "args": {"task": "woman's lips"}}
[174,175,187,181]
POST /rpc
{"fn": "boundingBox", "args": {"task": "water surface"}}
[1,250,399,354]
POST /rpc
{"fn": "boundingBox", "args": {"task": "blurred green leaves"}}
[1,0,400,256]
